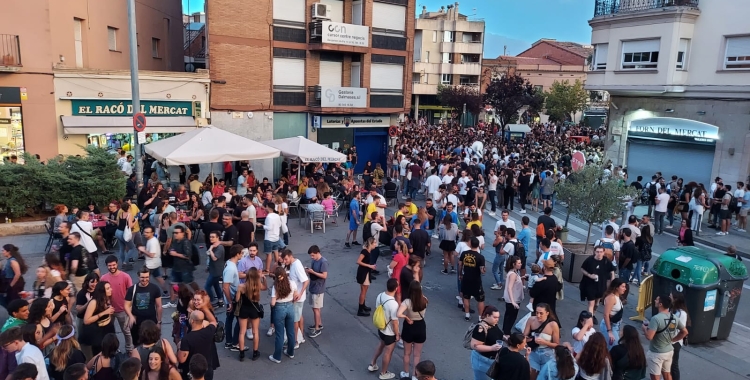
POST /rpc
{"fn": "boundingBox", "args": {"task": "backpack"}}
[600,239,615,262]
[372,295,396,330]
[214,321,225,342]
[463,321,488,350]
[362,221,373,242]
[536,223,546,237]
[190,243,201,267]
[648,182,658,200]
[512,240,525,260]
[729,193,738,210]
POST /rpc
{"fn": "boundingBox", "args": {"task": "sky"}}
[182,0,594,58]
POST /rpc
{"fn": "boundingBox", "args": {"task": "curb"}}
[662,228,750,259]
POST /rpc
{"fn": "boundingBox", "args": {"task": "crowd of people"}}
[0,118,713,380]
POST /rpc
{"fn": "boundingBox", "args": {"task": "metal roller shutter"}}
[626,140,715,186]
[273,58,305,87]
[372,3,405,31]
[622,39,660,53]
[273,0,305,23]
[319,61,343,87]
[370,64,403,90]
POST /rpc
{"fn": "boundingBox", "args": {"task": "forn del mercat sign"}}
[628,117,719,140]
[71,99,194,117]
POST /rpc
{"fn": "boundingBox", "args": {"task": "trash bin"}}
[561,244,593,283]
[650,246,748,344]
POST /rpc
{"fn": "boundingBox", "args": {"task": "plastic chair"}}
[288,196,301,218]
[44,223,56,253]
[309,211,326,233]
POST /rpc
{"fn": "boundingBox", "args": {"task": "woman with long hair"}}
[488,332,531,380]
[269,266,298,363]
[571,310,595,357]
[190,290,218,323]
[475,186,487,213]
[539,345,579,380]
[171,282,199,346]
[2,244,28,304]
[236,268,267,361]
[82,281,116,355]
[389,240,409,303]
[363,161,374,189]
[397,280,428,380]
[356,237,377,316]
[524,303,561,380]
[502,256,525,335]
[28,297,61,351]
[50,281,72,325]
[691,187,707,233]
[48,325,86,380]
[438,215,459,275]
[86,333,120,380]
[132,320,178,370]
[53,204,69,234]
[676,219,694,246]
[679,183,694,222]
[188,193,204,231]
[600,279,626,350]
[141,347,181,380]
[412,207,430,231]
[670,292,690,380]
[610,325,646,380]
[75,272,99,358]
[576,333,612,380]
[32,266,49,299]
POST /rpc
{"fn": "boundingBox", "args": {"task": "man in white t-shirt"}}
[654,187,670,234]
[282,250,309,349]
[368,279,400,380]
[138,226,169,297]
[442,171,455,185]
[457,171,469,197]
[487,170,499,216]
[494,210,516,232]
[70,211,100,256]
[424,169,442,196]
[601,216,619,239]
[0,326,50,380]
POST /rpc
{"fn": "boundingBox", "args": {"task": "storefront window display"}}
[0,106,24,162]
[86,132,177,153]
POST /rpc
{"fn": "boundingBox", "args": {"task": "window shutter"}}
[321,0,344,23]
[273,0,305,23]
[595,44,608,69]
[273,58,305,87]
[372,3,406,31]
[622,39,660,53]
[371,64,403,91]
[726,36,750,58]
[319,61,343,87]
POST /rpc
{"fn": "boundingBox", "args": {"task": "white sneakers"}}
[246,329,254,340]
[162,301,176,309]
[267,326,275,337]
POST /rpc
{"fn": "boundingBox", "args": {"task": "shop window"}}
[0,107,24,162]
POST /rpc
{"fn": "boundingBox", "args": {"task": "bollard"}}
[630,274,653,321]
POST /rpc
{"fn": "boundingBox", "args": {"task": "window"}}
[441,74,452,84]
[677,39,689,70]
[372,2,406,32]
[412,73,421,84]
[459,75,478,85]
[151,38,160,58]
[74,19,83,68]
[534,85,543,92]
[432,31,437,43]
[621,39,660,69]
[443,31,455,43]
[352,1,363,25]
[442,52,452,64]
[425,51,430,63]
[107,27,117,51]
[273,0,305,23]
[593,43,608,70]
[371,64,403,91]
[725,36,750,69]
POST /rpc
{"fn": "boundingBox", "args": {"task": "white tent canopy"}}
[506,124,531,133]
[144,126,281,165]
[260,136,347,163]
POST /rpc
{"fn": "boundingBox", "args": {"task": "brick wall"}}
[208,0,272,110]
[518,42,585,66]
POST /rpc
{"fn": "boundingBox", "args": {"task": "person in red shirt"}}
[212,180,226,199]
[100,255,134,352]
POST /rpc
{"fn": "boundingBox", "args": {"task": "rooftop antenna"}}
[503,45,507,56]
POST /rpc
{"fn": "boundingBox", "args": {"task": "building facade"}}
[412,3,485,124]
[587,0,750,185]
[207,0,415,179]
[184,12,207,72]
[0,0,188,160]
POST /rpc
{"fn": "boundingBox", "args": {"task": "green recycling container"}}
[650,246,748,344]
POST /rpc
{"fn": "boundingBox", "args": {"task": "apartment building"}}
[0,0,204,159]
[184,12,207,72]
[587,0,750,185]
[207,0,415,178]
[412,3,484,124]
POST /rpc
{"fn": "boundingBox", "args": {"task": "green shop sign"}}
[72,99,194,116]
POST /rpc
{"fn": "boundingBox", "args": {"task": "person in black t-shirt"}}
[178,311,219,380]
[518,168,531,213]
[459,238,486,321]
[618,228,638,282]
[258,178,272,194]
[68,233,92,290]
[409,220,430,259]
[580,246,616,313]
[220,214,238,252]
[201,209,224,247]
[125,267,163,346]
[236,211,255,248]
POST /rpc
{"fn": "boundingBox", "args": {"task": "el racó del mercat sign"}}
[71,99,194,117]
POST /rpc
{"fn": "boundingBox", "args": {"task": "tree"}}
[437,84,483,122]
[544,79,589,122]
[0,147,126,218]
[483,73,540,131]
[555,164,637,253]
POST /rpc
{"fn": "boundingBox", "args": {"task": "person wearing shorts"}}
[281,250,309,348]
[138,226,169,298]
[643,295,688,380]
[258,202,287,271]
[369,280,400,379]
[307,246,328,337]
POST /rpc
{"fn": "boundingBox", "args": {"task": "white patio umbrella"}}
[260,136,348,181]
[144,125,280,184]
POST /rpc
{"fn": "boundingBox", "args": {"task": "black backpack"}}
[190,243,201,266]
[362,221,373,242]
[648,182,658,200]
[512,240,525,260]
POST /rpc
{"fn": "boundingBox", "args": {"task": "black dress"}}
[81,303,116,355]
[237,292,260,320]
[356,249,372,284]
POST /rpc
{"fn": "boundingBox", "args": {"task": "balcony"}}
[593,0,699,17]
[309,20,370,53]
[412,83,438,95]
[439,42,483,55]
[0,34,21,72]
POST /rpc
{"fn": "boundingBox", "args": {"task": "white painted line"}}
[733,321,750,331]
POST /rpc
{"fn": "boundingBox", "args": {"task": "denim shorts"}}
[529,348,554,371]
[148,267,162,278]
[171,270,194,284]
[264,240,283,254]
[293,301,304,322]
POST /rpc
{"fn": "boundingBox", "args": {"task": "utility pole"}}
[127,0,143,188]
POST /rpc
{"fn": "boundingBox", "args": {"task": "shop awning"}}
[61,116,197,134]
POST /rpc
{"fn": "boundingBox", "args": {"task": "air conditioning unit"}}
[311,3,330,19]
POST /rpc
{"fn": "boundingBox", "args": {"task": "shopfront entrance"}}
[314,114,390,173]
[626,117,718,185]
[0,87,24,161]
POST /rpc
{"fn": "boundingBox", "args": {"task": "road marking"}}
[733,321,750,331]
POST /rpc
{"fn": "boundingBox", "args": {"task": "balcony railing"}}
[0,34,21,70]
[308,86,322,107]
[593,0,699,17]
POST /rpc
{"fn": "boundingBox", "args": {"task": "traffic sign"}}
[133,112,147,132]
[571,151,586,171]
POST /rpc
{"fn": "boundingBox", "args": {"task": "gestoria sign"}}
[321,86,367,108]
[321,21,369,47]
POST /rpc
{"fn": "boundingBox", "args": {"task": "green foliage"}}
[0,147,126,218]
[483,73,540,129]
[437,84,483,117]
[556,164,637,252]
[544,79,589,122]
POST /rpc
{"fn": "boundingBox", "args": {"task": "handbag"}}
[252,301,265,319]
[123,225,133,242]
